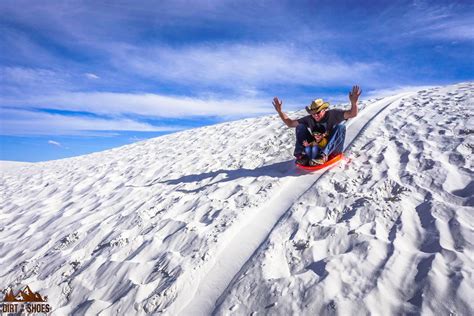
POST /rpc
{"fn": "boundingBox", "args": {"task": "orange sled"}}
[296,153,344,171]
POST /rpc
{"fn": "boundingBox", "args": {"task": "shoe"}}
[295,154,309,166]
[313,154,328,165]
[309,159,317,166]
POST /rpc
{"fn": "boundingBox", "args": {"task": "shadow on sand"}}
[153,159,307,193]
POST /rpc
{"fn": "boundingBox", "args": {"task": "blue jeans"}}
[294,124,346,157]
[322,124,346,157]
[305,145,320,160]
[294,124,312,157]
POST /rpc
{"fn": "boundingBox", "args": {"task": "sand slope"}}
[214,83,473,315]
[0,82,472,315]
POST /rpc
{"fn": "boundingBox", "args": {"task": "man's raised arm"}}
[344,85,362,120]
[273,97,299,128]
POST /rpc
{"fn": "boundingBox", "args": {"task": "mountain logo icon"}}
[2,285,47,302]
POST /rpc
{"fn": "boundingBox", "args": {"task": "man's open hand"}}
[272,97,283,113]
[349,86,362,105]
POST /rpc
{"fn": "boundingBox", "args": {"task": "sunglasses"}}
[311,110,325,115]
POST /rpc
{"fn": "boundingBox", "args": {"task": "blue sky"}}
[1,0,473,162]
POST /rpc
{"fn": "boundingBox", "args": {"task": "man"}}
[273,85,362,165]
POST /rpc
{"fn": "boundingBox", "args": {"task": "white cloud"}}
[428,22,474,41]
[1,67,72,93]
[85,73,100,79]
[1,92,273,118]
[0,108,181,136]
[112,43,382,89]
[48,140,62,147]
[129,136,146,142]
[392,5,474,42]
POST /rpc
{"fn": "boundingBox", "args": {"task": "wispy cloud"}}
[402,7,474,41]
[425,21,474,41]
[0,67,73,95]
[0,108,181,136]
[369,2,474,43]
[47,140,62,147]
[1,91,273,118]
[84,73,100,80]
[112,43,383,90]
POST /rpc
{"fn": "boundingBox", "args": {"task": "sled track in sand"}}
[174,92,416,316]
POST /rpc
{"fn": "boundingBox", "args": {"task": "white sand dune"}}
[0,82,472,315]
